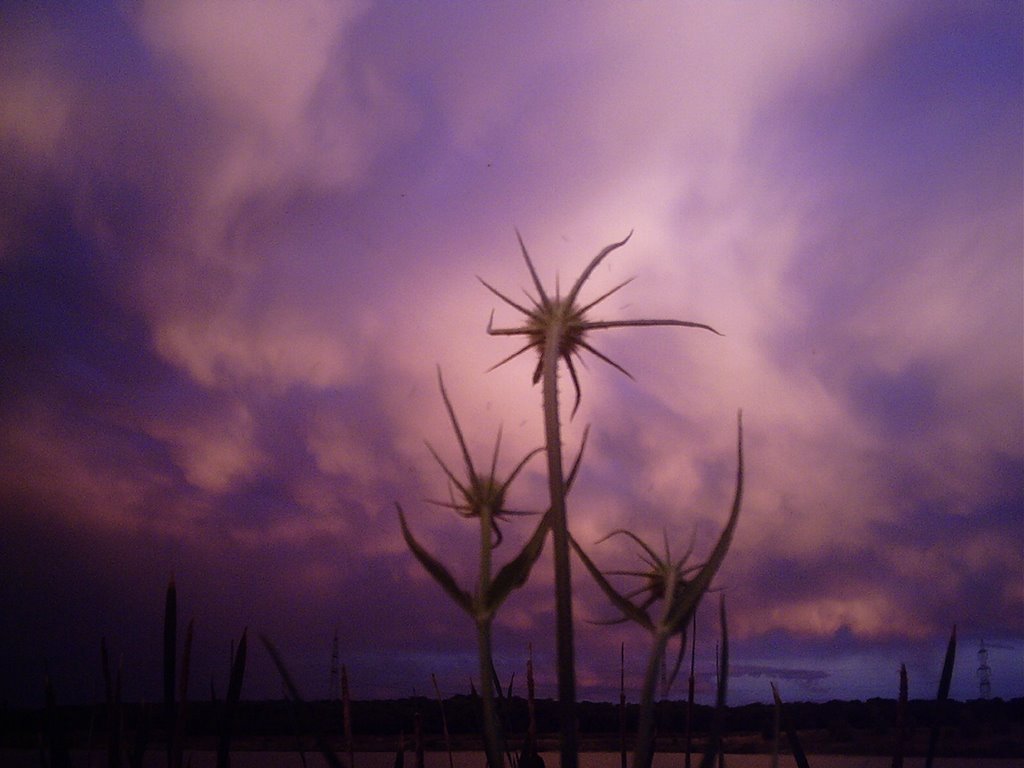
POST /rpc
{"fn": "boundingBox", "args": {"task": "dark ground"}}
[4,695,1022,758]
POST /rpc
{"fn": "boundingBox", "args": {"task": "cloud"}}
[136,0,399,200]
[147,400,266,494]
[0,1,1019,707]
[152,308,359,392]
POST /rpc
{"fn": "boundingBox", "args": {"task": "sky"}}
[1,1,1021,711]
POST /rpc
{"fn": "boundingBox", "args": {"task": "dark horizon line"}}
[8,693,1022,712]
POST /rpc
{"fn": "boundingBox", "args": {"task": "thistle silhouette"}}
[572,414,743,768]
[482,231,723,768]
[398,368,586,768]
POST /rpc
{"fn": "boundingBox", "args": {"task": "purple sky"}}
[1,2,1021,709]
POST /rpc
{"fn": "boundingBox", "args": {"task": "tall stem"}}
[477,506,503,768]
[542,327,577,768]
[634,629,671,768]
[477,619,503,768]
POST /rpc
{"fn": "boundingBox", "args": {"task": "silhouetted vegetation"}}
[6,694,1023,757]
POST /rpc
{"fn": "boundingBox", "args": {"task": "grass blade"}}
[216,628,247,768]
[771,683,811,768]
[171,618,193,768]
[769,684,780,768]
[432,673,455,768]
[925,624,957,768]
[343,664,355,768]
[685,611,696,768]
[699,597,728,768]
[164,576,177,763]
[892,662,908,768]
[260,634,347,768]
[618,643,627,768]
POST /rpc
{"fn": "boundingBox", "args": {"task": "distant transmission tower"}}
[329,628,341,700]
[977,640,991,699]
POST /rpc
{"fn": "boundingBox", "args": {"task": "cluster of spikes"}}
[423,368,542,547]
[480,230,722,415]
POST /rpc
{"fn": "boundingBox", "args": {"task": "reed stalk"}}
[520,644,542,768]
[344,665,355,768]
[925,625,957,768]
[163,578,176,767]
[216,628,247,768]
[769,685,780,768]
[164,579,192,768]
[698,603,728,768]
[892,662,908,768]
[261,634,346,768]
[413,707,425,768]
[684,612,696,768]
[770,682,810,768]
[172,619,193,768]
[618,643,627,768]
[431,673,455,768]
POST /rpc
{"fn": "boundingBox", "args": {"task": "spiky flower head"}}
[595,528,702,617]
[481,231,722,415]
[424,368,541,546]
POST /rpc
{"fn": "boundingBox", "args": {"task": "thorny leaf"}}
[486,509,552,616]
[398,502,474,614]
[574,412,743,683]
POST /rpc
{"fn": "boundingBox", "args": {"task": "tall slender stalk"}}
[769,684,781,768]
[173,619,193,768]
[398,370,559,768]
[431,673,455,768]
[484,231,721,768]
[771,682,810,768]
[925,625,957,768]
[892,663,908,768]
[163,578,176,768]
[343,665,354,768]
[522,644,541,768]
[216,628,247,768]
[261,635,346,768]
[684,612,696,768]
[635,628,671,768]
[476,505,504,768]
[698,599,728,768]
[619,643,627,768]
[541,326,578,763]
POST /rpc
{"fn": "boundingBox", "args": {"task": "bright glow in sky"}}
[1,1,1021,708]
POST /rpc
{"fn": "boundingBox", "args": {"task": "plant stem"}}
[478,506,504,768]
[634,629,671,768]
[477,619,503,768]
[685,611,696,768]
[542,324,578,768]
